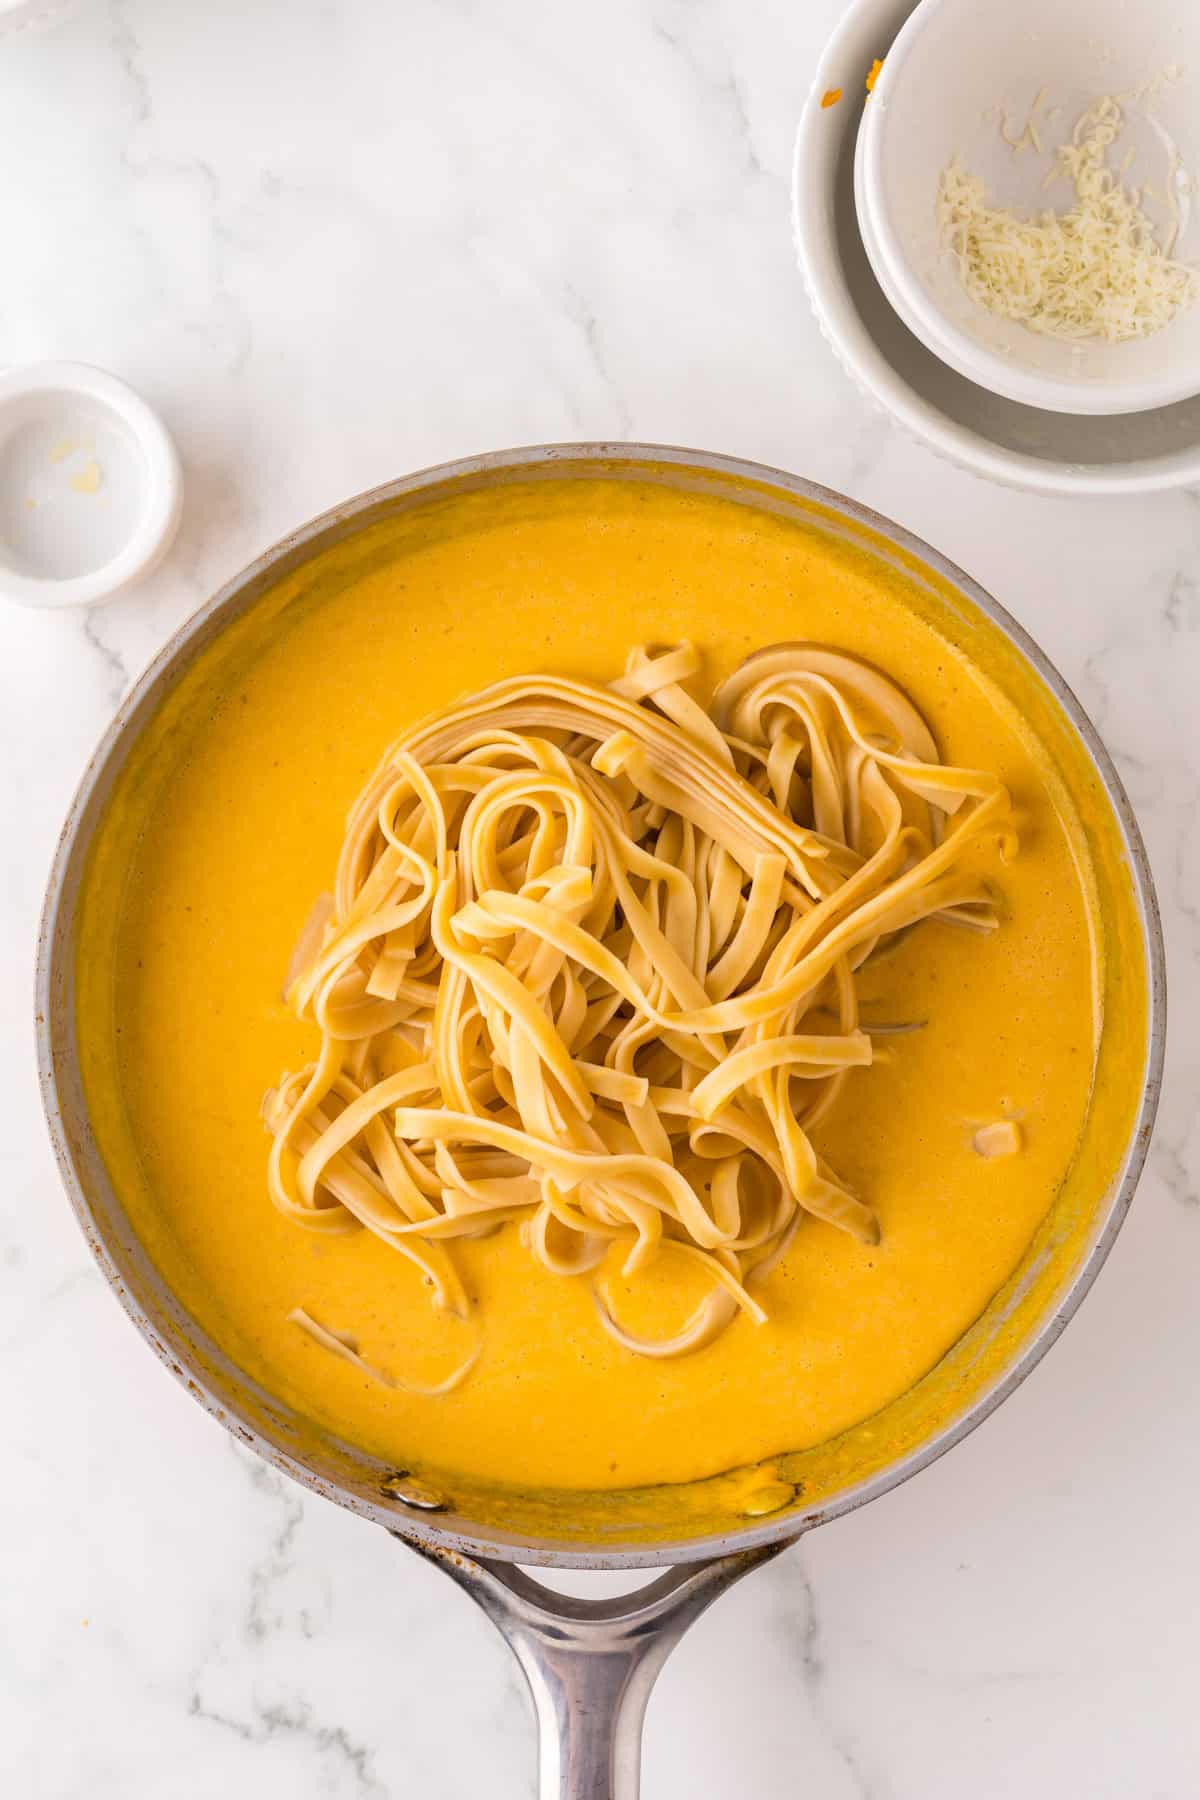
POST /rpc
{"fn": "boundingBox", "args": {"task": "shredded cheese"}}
[821,88,842,110]
[1000,87,1048,155]
[938,96,1198,343]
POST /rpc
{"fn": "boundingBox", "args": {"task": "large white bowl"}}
[856,0,1200,417]
[793,0,1200,494]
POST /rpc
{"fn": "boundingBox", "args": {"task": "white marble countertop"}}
[2,3,1196,1795]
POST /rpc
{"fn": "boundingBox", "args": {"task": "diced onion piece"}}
[973,1120,1023,1159]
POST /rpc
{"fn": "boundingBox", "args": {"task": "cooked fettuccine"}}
[264,642,1014,1363]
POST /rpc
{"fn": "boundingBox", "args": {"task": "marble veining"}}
[2,1,1197,1794]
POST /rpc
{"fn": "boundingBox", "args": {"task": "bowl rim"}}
[36,442,1167,1565]
[792,0,1200,493]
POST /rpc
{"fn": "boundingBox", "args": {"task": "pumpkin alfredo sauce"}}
[77,477,1104,1492]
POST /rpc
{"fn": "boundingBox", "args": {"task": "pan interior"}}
[49,453,1153,1560]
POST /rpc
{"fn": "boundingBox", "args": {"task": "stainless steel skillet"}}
[37,445,1165,1799]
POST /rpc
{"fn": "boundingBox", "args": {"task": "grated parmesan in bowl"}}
[854,0,1200,415]
[937,97,1198,347]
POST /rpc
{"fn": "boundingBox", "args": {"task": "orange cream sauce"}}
[80,479,1099,1491]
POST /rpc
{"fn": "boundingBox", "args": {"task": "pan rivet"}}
[380,1471,447,1510]
[739,1479,796,1517]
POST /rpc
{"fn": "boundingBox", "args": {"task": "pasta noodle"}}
[264,642,1014,1363]
[287,1306,479,1395]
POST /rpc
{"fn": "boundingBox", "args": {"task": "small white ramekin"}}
[0,363,183,610]
[0,0,78,37]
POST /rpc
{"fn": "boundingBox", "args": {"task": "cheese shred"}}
[938,96,1198,344]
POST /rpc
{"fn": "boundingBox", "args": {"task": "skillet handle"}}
[399,1538,785,1799]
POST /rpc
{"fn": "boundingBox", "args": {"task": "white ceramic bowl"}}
[0,0,77,35]
[856,0,1200,416]
[793,0,1200,494]
[0,363,182,608]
